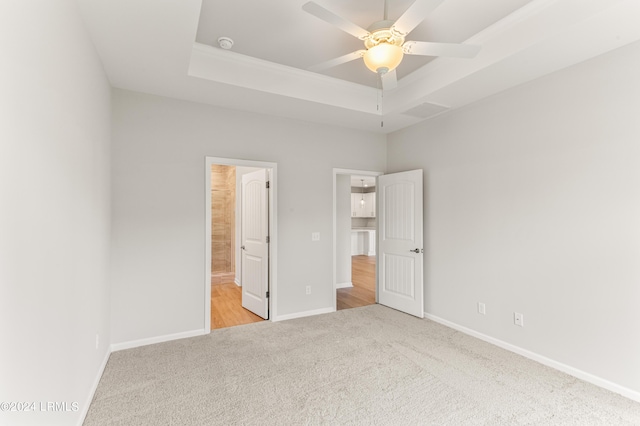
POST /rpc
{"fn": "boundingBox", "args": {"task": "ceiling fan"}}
[302,0,481,90]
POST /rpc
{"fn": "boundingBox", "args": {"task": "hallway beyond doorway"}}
[337,255,376,310]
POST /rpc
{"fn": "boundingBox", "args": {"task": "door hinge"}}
[266,181,270,189]
[266,236,270,243]
[266,291,269,298]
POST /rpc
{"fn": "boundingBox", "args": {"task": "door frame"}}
[205,157,278,333]
[332,168,383,312]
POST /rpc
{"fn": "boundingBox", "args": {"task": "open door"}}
[377,169,424,318]
[241,169,269,319]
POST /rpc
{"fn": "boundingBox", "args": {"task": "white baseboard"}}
[234,278,241,286]
[77,348,111,426]
[424,313,640,403]
[111,329,206,352]
[273,307,335,322]
[336,281,353,289]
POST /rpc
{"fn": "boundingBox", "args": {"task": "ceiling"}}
[77,0,640,133]
[195,0,533,87]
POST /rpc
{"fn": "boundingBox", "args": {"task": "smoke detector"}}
[217,37,234,50]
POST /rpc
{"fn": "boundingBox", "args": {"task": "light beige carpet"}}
[84,305,640,425]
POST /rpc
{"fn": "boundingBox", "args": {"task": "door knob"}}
[241,245,245,250]
[409,248,423,253]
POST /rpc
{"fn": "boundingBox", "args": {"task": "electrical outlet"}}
[478,302,486,315]
[306,286,311,295]
[95,334,99,349]
[311,232,320,241]
[514,312,524,327]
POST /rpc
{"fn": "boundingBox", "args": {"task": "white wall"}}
[336,175,352,287]
[0,1,112,425]
[387,41,640,397]
[111,89,386,344]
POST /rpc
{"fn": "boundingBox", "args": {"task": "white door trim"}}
[205,157,278,333]
[332,168,383,312]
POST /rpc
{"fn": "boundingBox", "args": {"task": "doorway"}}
[333,168,424,317]
[333,169,382,311]
[205,157,278,333]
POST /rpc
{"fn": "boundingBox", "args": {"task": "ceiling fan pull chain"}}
[376,74,383,128]
[381,88,384,128]
[379,76,384,128]
[376,75,380,113]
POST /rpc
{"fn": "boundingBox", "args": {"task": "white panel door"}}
[241,169,269,319]
[377,169,424,318]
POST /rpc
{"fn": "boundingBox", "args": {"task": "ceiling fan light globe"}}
[363,43,403,74]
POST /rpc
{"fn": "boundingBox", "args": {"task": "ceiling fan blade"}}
[381,69,398,91]
[392,0,444,36]
[302,2,370,39]
[308,50,366,72]
[403,41,481,58]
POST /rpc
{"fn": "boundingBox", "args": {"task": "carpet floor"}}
[84,305,640,425]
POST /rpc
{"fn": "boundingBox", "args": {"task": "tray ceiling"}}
[77,0,640,133]
[195,0,533,87]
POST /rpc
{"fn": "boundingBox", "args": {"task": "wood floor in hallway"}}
[211,278,264,330]
[337,255,376,310]
[213,255,375,327]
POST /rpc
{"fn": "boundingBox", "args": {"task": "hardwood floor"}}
[211,277,264,330]
[213,255,374,327]
[337,255,376,310]
[210,272,235,285]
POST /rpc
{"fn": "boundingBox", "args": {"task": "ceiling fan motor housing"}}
[364,21,405,49]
